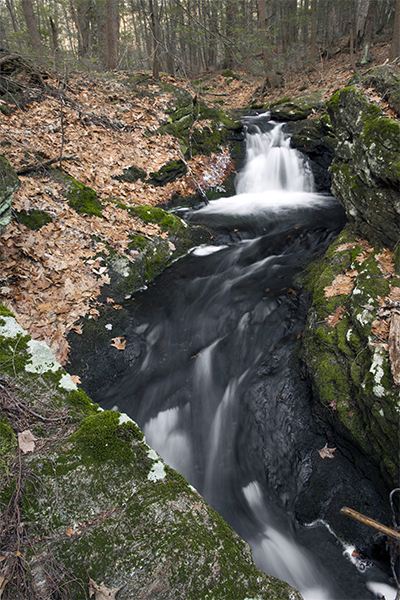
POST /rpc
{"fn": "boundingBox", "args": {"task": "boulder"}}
[270,91,325,122]
[0,305,302,600]
[0,155,19,235]
[327,85,400,250]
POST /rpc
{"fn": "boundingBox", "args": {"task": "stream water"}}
[96,115,397,600]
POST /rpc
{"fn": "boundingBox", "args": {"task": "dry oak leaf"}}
[110,337,126,350]
[375,249,395,278]
[318,443,336,459]
[324,274,355,298]
[70,375,82,385]
[325,305,346,327]
[89,578,122,600]
[371,319,390,339]
[18,430,37,454]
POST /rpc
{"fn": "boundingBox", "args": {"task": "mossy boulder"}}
[359,65,400,117]
[51,169,103,217]
[114,164,147,183]
[327,85,400,250]
[0,155,20,234]
[16,208,52,230]
[160,87,242,157]
[270,91,325,122]
[0,305,301,600]
[301,226,400,490]
[147,159,187,186]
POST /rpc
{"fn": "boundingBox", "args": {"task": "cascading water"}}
[94,114,397,600]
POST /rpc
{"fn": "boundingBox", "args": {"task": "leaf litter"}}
[0,72,235,364]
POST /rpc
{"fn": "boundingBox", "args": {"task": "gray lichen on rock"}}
[0,305,302,600]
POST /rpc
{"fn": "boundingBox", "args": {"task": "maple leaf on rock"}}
[110,337,126,350]
[318,443,336,459]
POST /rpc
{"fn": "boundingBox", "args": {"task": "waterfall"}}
[96,115,395,600]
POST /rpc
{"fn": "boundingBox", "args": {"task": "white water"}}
[138,118,394,600]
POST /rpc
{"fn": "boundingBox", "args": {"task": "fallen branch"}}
[341,506,400,541]
[177,148,209,205]
[17,155,76,175]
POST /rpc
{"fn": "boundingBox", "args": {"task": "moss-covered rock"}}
[51,169,103,217]
[301,227,400,490]
[16,208,52,230]
[270,91,325,122]
[147,159,187,186]
[0,155,20,234]
[114,164,147,183]
[360,65,400,117]
[327,86,400,250]
[159,88,242,157]
[0,304,301,600]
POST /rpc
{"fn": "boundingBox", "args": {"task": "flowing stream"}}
[96,115,396,600]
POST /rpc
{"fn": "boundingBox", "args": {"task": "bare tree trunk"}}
[21,0,45,62]
[356,0,371,47]
[390,0,400,60]
[310,0,317,62]
[106,0,119,69]
[149,0,161,79]
[49,16,61,69]
[257,0,272,70]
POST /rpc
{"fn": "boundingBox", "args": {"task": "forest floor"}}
[0,41,397,369]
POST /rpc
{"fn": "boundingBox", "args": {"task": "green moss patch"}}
[147,159,187,186]
[16,208,52,230]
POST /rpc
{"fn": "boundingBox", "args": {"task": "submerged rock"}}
[0,305,302,600]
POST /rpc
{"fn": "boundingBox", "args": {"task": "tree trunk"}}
[356,0,371,47]
[21,0,44,62]
[106,0,119,69]
[310,0,317,62]
[149,0,161,79]
[49,16,61,69]
[390,0,400,60]
[257,0,272,71]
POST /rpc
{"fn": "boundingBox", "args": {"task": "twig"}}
[340,506,400,541]
[16,155,76,175]
[177,147,209,205]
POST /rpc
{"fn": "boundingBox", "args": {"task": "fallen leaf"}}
[110,337,126,350]
[375,249,395,278]
[324,274,354,298]
[88,578,122,600]
[65,526,76,537]
[329,399,337,410]
[371,319,390,339]
[318,443,336,459]
[18,430,37,454]
[70,375,82,385]
[325,305,346,327]
[106,297,115,304]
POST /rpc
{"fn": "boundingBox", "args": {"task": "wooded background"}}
[1,0,399,77]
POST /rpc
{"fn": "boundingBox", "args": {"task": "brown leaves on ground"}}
[318,443,336,459]
[324,272,357,298]
[325,305,347,327]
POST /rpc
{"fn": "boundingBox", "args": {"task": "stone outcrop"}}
[327,68,400,250]
[0,304,302,599]
[0,155,19,235]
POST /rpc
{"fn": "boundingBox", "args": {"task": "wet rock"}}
[0,155,19,235]
[114,164,147,183]
[327,85,400,250]
[284,114,335,192]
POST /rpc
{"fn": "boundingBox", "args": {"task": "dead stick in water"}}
[341,506,400,542]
